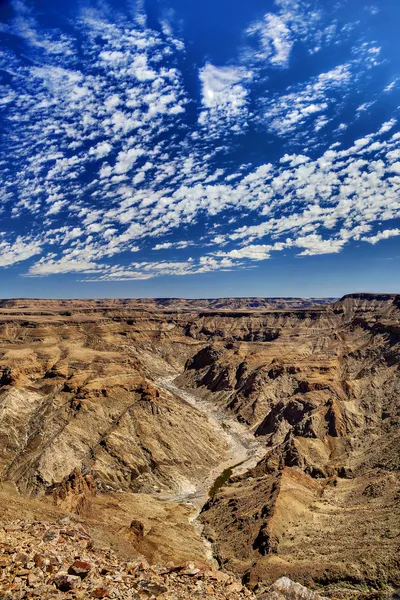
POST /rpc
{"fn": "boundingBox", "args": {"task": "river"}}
[157,376,266,506]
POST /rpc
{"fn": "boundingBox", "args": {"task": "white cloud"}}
[384,80,397,93]
[378,119,397,135]
[218,245,272,261]
[361,229,400,245]
[100,50,125,63]
[114,148,144,175]
[294,233,345,256]
[28,256,104,276]
[153,242,173,251]
[0,238,42,267]
[90,142,112,159]
[263,64,352,137]
[247,13,293,68]
[153,240,192,251]
[198,64,252,136]
[200,64,250,110]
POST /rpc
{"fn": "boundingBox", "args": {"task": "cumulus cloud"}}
[200,64,250,110]
[90,142,112,160]
[244,0,327,69]
[0,238,42,267]
[263,64,352,137]
[28,257,104,276]
[198,64,252,137]
[82,255,240,281]
[246,13,293,68]
[294,234,345,256]
[361,229,400,245]
[153,240,193,251]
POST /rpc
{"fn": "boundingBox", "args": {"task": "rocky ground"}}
[0,518,328,600]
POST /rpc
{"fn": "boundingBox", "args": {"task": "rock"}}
[91,588,109,598]
[54,573,80,591]
[68,559,92,578]
[226,582,243,593]
[33,553,47,569]
[0,519,264,600]
[134,580,168,596]
[268,577,330,600]
[0,366,14,387]
[43,529,59,542]
[27,573,40,586]
[206,570,230,582]
[129,519,145,539]
[0,295,398,598]
[52,469,97,516]
[180,567,201,576]
[14,552,29,565]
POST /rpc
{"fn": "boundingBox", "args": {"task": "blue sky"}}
[0,0,400,298]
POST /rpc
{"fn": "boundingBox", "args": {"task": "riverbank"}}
[158,376,266,507]
[155,376,266,563]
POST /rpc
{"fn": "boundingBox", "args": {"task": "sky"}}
[0,0,400,298]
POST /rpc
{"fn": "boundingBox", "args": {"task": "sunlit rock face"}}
[187,295,400,597]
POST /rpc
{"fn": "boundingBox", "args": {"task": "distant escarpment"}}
[0,296,335,312]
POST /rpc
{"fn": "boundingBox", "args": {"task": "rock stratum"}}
[0,294,399,599]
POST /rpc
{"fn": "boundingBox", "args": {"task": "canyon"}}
[0,294,399,599]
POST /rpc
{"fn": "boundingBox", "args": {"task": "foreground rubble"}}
[0,520,329,600]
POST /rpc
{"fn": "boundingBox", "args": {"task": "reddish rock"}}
[33,553,46,569]
[91,587,109,598]
[68,559,92,578]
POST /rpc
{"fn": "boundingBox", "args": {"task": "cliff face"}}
[179,296,400,596]
[0,306,230,498]
[0,295,399,598]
